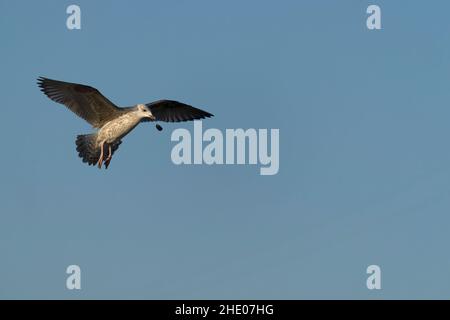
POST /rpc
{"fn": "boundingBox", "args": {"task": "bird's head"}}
[136,104,155,120]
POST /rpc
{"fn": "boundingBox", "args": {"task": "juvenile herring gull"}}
[37,77,213,169]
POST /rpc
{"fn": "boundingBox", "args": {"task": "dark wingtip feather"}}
[36,76,47,85]
[36,76,50,93]
[36,76,44,88]
[196,110,214,120]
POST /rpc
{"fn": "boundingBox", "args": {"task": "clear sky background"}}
[1,0,450,299]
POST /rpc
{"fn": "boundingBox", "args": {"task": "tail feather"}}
[76,134,98,166]
[75,134,122,167]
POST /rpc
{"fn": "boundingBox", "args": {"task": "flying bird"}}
[37,77,213,169]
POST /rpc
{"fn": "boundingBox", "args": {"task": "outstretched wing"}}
[37,77,123,128]
[145,100,213,122]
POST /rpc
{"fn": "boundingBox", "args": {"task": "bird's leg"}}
[104,144,112,169]
[97,141,105,169]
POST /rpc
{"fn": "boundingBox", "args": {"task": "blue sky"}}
[2,0,450,299]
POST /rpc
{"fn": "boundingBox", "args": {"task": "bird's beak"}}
[148,114,156,121]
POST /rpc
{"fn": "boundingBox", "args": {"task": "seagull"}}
[37,77,213,169]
